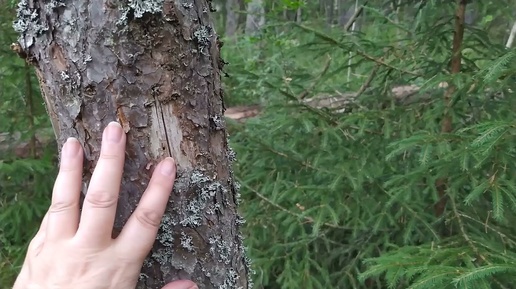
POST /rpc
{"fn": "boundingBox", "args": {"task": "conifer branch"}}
[343,1,368,32]
[293,23,421,76]
[239,181,354,231]
[355,63,380,99]
[296,54,332,100]
[356,51,421,76]
[450,197,488,264]
[457,212,516,247]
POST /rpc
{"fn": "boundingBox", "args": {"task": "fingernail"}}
[63,137,80,157]
[164,280,197,289]
[160,157,176,176]
[105,121,123,143]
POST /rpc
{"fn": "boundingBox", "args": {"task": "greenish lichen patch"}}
[143,258,153,268]
[180,231,196,252]
[151,248,171,266]
[237,233,255,289]
[227,147,237,162]
[60,71,70,81]
[13,1,47,48]
[128,0,164,18]
[181,1,194,9]
[219,268,242,289]
[45,0,66,10]
[209,235,232,265]
[235,214,246,225]
[157,213,176,246]
[193,25,213,55]
[210,115,225,130]
[13,0,67,48]
[179,170,227,227]
[233,180,242,205]
[118,0,164,26]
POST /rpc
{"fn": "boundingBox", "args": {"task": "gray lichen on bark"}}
[13,0,252,288]
[129,0,165,17]
[13,0,65,49]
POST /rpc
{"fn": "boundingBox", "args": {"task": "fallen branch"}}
[0,129,55,159]
[224,105,261,121]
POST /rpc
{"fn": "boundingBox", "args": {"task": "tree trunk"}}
[324,0,337,28]
[13,1,252,289]
[225,0,239,38]
[506,21,516,48]
[244,0,265,35]
[337,0,346,26]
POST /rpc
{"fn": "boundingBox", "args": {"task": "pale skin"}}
[13,121,198,289]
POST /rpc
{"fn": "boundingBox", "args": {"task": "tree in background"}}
[245,0,265,35]
[225,0,239,38]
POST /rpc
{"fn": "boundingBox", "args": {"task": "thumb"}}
[161,280,198,289]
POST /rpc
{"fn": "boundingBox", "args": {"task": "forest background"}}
[2,0,516,288]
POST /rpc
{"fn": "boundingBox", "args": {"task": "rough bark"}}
[13,1,252,289]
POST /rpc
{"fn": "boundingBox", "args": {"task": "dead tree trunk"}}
[12,1,251,289]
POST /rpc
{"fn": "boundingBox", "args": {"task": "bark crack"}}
[156,94,172,157]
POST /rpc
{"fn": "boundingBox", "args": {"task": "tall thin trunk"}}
[506,21,516,48]
[296,6,302,23]
[245,0,265,35]
[337,0,346,26]
[325,0,335,27]
[434,0,467,220]
[347,0,359,82]
[23,61,36,158]
[225,0,239,38]
[237,0,246,26]
[13,1,252,289]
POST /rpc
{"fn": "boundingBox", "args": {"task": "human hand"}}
[13,122,197,289]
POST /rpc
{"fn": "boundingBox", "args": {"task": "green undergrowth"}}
[0,1,55,285]
[224,1,516,288]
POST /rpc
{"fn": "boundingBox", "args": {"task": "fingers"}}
[161,280,198,289]
[46,138,83,241]
[115,157,176,259]
[76,122,126,246]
